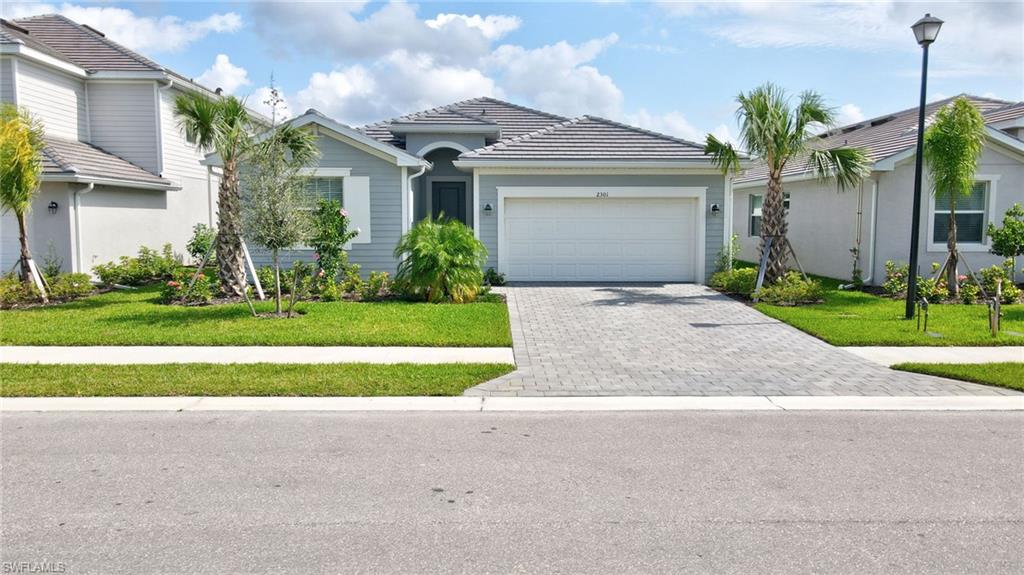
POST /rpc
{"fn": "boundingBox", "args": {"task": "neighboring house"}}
[0,15,222,275]
[239,100,740,283]
[732,95,1024,285]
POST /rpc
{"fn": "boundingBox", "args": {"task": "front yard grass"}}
[892,362,1024,392]
[0,286,512,347]
[0,363,515,397]
[745,267,1024,346]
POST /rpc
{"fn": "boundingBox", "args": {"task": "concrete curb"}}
[2,395,1021,412]
[842,346,1024,366]
[0,346,516,365]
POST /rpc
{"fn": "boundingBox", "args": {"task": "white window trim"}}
[747,192,790,237]
[926,175,999,253]
[298,167,352,177]
[495,186,708,284]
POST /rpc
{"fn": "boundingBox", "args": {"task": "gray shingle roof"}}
[458,115,717,162]
[983,102,1024,124]
[358,97,567,149]
[42,136,172,187]
[735,94,1019,184]
[390,106,498,127]
[9,14,160,72]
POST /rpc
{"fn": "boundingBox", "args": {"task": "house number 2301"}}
[595,192,610,198]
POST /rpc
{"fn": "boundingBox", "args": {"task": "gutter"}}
[42,174,179,191]
[864,176,879,285]
[406,163,430,230]
[72,183,94,274]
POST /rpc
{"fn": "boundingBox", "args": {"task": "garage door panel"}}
[503,196,697,282]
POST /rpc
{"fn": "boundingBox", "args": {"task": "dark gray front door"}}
[431,181,467,225]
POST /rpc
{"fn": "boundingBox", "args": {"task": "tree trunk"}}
[761,171,789,284]
[216,159,248,298]
[15,210,32,283]
[272,249,282,315]
[946,197,959,297]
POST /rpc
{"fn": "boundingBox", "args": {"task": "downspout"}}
[863,176,879,285]
[73,182,94,274]
[406,163,429,230]
[156,78,174,177]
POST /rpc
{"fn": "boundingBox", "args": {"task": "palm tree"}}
[0,103,47,301]
[174,94,252,297]
[705,83,870,283]
[923,97,986,297]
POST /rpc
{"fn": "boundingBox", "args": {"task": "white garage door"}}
[503,197,698,282]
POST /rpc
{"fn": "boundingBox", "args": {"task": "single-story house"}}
[238,98,744,284]
[732,95,1024,284]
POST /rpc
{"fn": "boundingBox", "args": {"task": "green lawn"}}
[0,287,511,347]
[893,363,1024,392]
[748,269,1024,346]
[0,363,515,397]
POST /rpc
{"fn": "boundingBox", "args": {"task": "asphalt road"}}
[2,411,1022,574]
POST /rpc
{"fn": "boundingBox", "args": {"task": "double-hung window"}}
[932,181,989,245]
[749,193,790,237]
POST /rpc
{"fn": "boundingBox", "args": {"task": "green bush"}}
[186,223,216,263]
[394,218,488,303]
[978,262,1022,304]
[41,243,64,279]
[361,271,391,301]
[340,264,363,295]
[93,244,178,286]
[160,268,215,305]
[309,199,358,286]
[959,281,981,304]
[710,267,758,296]
[0,274,39,308]
[48,273,94,301]
[882,260,908,297]
[755,271,824,305]
[484,267,506,287]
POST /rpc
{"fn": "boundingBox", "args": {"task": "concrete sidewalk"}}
[2,395,1021,412]
[843,346,1024,366]
[0,346,515,365]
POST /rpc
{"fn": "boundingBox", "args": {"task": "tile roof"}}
[358,97,567,149]
[8,14,160,72]
[983,102,1024,124]
[41,136,172,187]
[736,94,1019,184]
[389,106,498,127]
[458,115,717,162]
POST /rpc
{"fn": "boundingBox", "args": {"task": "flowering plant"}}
[160,268,215,305]
[308,199,359,291]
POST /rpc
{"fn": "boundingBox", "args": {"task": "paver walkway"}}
[843,346,1024,366]
[467,284,1017,397]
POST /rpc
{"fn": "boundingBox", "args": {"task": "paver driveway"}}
[467,284,1014,397]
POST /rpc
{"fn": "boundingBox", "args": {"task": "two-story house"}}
[1,15,219,275]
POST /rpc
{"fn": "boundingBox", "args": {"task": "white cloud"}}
[660,1,1022,78]
[2,3,241,53]
[624,109,737,145]
[425,13,521,40]
[195,54,250,95]
[835,103,865,127]
[250,1,515,64]
[487,34,622,118]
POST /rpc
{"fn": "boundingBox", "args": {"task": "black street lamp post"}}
[905,13,943,320]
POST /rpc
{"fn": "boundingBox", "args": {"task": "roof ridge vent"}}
[81,23,105,37]
[1,19,31,34]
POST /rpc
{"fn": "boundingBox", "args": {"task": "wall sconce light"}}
[48,201,59,214]
[483,203,494,215]
[709,203,721,215]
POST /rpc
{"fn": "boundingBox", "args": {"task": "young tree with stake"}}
[0,104,48,302]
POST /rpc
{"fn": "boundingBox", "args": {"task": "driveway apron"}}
[467,284,1015,397]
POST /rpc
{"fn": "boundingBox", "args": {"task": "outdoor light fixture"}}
[911,13,943,46]
[483,203,494,215]
[905,13,942,320]
[710,203,721,215]
[47,201,58,214]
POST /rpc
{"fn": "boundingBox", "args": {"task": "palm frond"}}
[704,134,741,175]
[807,147,871,190]
[793,90,833,142]
[173,93,218,150]
[923,97,986,201]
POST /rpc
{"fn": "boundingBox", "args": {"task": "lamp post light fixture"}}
[905,13,943,320]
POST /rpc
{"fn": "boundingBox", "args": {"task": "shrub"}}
[916,274,948,303]
[0,274,39,308]
[361,271,391,301]
[483,267,506,287]
[394,218,488,303]
[93,244,178,286]
[978,262,1022,304]
[882,261,908,297]
[755,271,824,305]
[48,273,94,301]
[715,233,742,273]
[710,267,758,296]
[41,243,63,279]
[340,264,363,295]
[959,281,981,304]
[308,199,359,286]
[186,223,216,263]
[160,268,215,305]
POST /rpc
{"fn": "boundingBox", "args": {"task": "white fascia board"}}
[289,113,427,167]
[1,44,86,77]
[984,126,1024,161]
[42,174,180,191]
[87,70,168,81]
[389,123,500,136]
[453,159,723,170]
[988,117,1024,129]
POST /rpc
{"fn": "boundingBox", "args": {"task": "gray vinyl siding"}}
[0,58,14,103]
[476,173,726,282]
[15,58,87,140]
[252,134,405,275]
[404,133,486,156]
[87,81,159,174]
[159,87,208,182]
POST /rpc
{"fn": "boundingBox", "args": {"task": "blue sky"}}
[5,1,1022,142]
